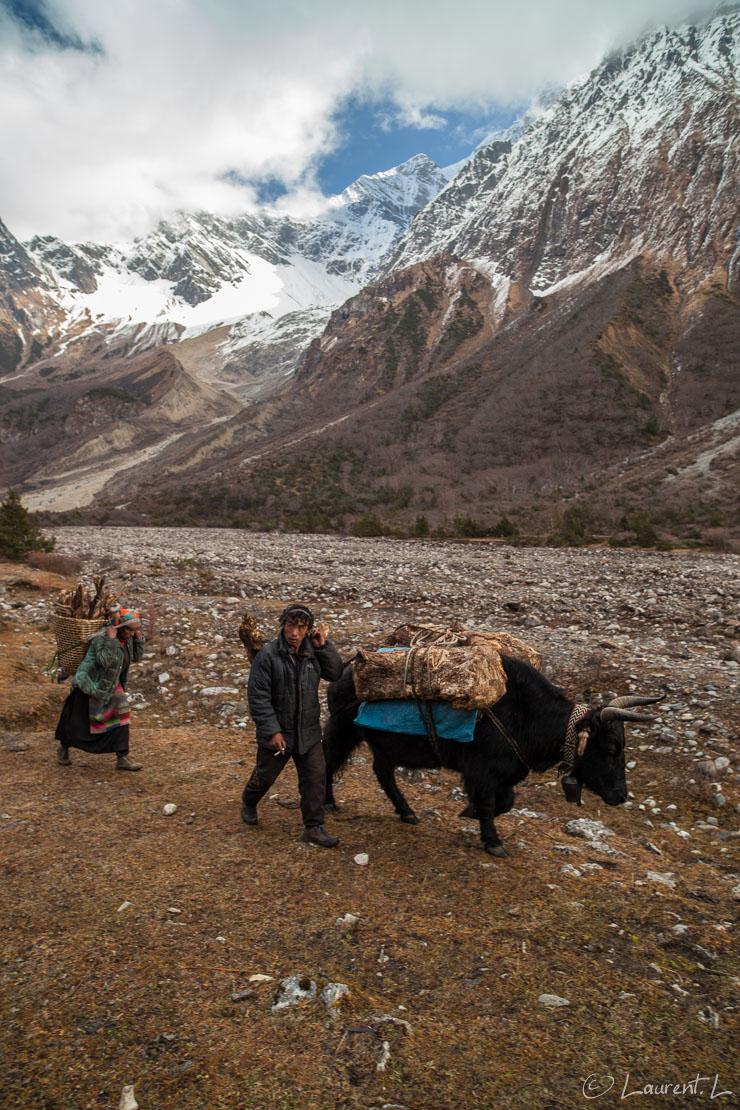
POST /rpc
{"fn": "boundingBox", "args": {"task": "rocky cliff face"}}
[384,12,740,303]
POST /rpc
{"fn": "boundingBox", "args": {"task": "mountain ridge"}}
[1,8,739,546]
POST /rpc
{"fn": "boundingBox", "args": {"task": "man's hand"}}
[269,732,287,755]
[105,626,117,639]
[310,620,330,649]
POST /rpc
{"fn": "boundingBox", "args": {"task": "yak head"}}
[567,695,664,807]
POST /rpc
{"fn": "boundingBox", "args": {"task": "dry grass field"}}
[1,532,738,1110]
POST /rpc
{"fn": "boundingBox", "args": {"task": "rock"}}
[354,853,370,866]
[320,982,351,1008]
[117,901,133,912]
[231,988,254,1002]
[711,793,726,808]
[560,863,582,877]
[118,1085,138,1110]
[538,993,570,1007]
[162,803,177,816]
[696,759,718,779]
[565,818,615,841]
[732,884,740,902]
[199,686,240,697]
[335,913,359,927]
[248,973,274,982]
[714,757,730,772]
[158,672,170,684]
[646,870,677,889]
[271,976,317,1012]
[698,1006,720,1028]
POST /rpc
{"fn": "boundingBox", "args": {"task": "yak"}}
[323,654,663,857]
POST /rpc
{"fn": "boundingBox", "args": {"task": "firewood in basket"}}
[238,612,263,661]
[88,574,105,617]
[71,584,84,617]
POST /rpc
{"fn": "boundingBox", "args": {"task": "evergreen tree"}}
[0,490,55,560]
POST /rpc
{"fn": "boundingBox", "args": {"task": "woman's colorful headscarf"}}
[106,605,141,630]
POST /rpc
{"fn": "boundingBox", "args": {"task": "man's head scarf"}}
[279,603,314,630]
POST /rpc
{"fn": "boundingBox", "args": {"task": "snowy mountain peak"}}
[384,7,740,295]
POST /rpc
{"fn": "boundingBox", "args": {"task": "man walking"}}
[242,603,343,846]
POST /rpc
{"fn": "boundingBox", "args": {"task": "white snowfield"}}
[23,153,450,368]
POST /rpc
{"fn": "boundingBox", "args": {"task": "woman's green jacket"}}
[72,631,145,705]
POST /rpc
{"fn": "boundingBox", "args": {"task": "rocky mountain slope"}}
[1,10,739,545]
[384,13,740,299]
[0,154,448,398]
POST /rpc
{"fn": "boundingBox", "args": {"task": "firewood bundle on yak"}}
[323,653,663,858]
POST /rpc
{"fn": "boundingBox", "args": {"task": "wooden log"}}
[352,643,507,710]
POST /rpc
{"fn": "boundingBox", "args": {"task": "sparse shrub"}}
[0,489,55,561]
[350,514,388,537]
[410,514,430,537]
[452,515,488,538]
[25,550,81,577]
[548,505,600,547]
[492,516,518,538]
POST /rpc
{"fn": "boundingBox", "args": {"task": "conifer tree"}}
[0,489,55,560]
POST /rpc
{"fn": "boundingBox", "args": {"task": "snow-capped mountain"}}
[3,153,448,398]
[384,11,740,305]
[2,9,738,539]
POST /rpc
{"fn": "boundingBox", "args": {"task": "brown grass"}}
[1,726,738,1110]
[0,564,738,1110]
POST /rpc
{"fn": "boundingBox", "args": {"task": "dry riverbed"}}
[1,528,738,1109]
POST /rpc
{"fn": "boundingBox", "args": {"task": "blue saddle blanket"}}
[354,699,477,742]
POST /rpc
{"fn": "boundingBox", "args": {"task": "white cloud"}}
[0,0,725,241]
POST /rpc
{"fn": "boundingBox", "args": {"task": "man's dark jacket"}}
[247,633,343,754]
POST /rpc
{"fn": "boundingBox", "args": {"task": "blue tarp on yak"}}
[354,699,477,742]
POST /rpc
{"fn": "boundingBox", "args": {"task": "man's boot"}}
[116,754,142,771]
[301,825,338,848]
[241,803,258,825]
[57,744,71,766]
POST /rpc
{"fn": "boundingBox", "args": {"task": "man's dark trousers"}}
[241,742,327,828]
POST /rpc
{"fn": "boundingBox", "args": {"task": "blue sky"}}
[0,0,726,241]
[315,95,521,194]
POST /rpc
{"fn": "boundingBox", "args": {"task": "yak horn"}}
[606,694,665,709]
[600,706,657,723]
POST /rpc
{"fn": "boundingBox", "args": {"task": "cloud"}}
[0,0,102,52]
[0,0,727,241]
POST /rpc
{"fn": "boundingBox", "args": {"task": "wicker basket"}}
[50,615,106,674]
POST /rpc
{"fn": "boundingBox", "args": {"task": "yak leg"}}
[372,749,419,824]
[494,784,515,817]
[462,770,509,857]
[459,784,515,822]
[476,802,509,857]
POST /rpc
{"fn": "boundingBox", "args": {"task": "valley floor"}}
[1,532,738,1109]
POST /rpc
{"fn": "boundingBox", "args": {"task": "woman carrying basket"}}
[55,606,145,771]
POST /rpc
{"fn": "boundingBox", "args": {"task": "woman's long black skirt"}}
[55,687,129,754]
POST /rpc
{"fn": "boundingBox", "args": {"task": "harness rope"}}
[480,701,591,774]
[558,703,590,774]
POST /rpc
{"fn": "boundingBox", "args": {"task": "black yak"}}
[324,655,662,857]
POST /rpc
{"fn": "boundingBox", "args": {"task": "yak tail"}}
[323,706,364,781]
